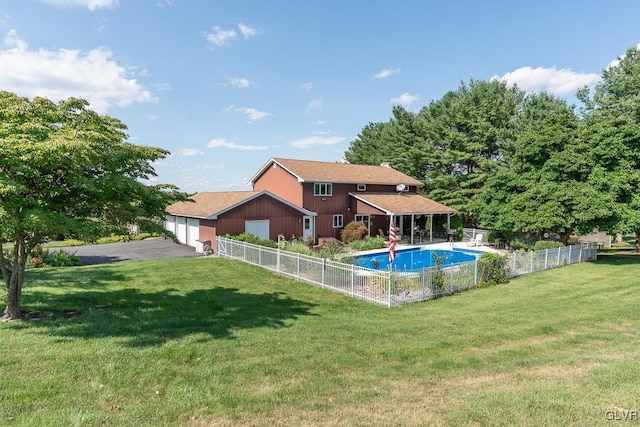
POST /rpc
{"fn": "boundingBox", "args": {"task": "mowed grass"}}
[1,255,639,426]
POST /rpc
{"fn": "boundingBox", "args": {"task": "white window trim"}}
[333,214,344,228]
[314,182,333,196]
[357,184,366,191]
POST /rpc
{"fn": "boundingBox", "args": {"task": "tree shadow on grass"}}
[594,253,640,266]
[13,266,318,347]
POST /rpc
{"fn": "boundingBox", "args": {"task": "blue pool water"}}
[354,247,482,271]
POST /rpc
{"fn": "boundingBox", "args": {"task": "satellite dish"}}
[396,183,406,192]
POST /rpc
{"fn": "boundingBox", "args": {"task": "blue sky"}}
[1,1,639,193]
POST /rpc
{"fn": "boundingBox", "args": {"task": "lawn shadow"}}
[15,266,318,347]
[594,253,640,266]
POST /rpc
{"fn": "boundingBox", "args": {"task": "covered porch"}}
[349,192,458,244]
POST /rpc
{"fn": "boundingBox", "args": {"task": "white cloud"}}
[207,137,268,151]
[495,66,600,96]
[179,148,204,157]
[305,97,323,113]
[196,164,225,170]
[390,92,419,107]
[154,82,171,91]
[227,76,255,88]
[204,26,237,47]
[238,23,262,39]
[0,30,156,113]
[312,130,331,135]
[373,68,401,79]
[313,120,327,125]
[39,0,118,10]
[300,82,313,90]
[291,135,346,149]
[224,105,271,122]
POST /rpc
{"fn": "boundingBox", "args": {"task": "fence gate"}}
[216,236,227,257]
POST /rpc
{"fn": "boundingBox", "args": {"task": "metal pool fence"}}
[215,237,598,307]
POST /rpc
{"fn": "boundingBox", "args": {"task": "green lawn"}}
[1,254,639,426]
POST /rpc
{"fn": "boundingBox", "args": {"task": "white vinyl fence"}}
[215,237,597,307]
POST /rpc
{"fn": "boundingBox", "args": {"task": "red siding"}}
[217,194,303,241]
[253,163,303,207]
[199,220,217,251]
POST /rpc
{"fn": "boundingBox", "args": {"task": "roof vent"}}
[380,162,392,168]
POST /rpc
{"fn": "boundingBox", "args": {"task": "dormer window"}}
[314,183,332,196]
[357,184,366,192]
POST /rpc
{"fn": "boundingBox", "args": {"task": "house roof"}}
[249,157,424,187]
[166,190,316,219]
[350,192,457,215]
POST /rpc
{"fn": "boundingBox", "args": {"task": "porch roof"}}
[349,192,457,216]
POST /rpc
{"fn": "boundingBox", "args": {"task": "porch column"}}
[411,214,415,244]
[429,214,433,242]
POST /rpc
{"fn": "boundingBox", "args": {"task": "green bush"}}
[477,252,508,287]
[509,238,531,251]
[225,233,278,248]
[340,221,368,244]
[349,236,386,251]
[533,240,564,251]
[43,250,84,267]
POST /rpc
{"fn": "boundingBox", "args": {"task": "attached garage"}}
[165,190,316,252]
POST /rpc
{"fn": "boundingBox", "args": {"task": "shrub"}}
[477,252,508,287]
[533,240,564,251]
[340,221,368,244]
[225,233,278,248]
[43,250,84,267]
[509,238,531,251]
[349,236,386,251]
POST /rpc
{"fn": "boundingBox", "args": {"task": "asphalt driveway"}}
[56,237,201,265]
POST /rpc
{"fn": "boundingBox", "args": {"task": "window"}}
[314,183,332,196]
[357,184,366,191]
[333,214,344,228]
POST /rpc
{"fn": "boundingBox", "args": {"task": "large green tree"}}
[0,92,185,320]
[579,45,640,251]
[473,92,613,242]
[345,79,522,224]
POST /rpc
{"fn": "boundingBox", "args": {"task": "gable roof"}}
[249,157,424,187]
[350,192,457,215]
[166,190,316,219]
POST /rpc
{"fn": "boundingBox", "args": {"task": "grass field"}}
[1,254,639,426]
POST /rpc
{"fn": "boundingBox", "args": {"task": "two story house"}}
[165,157,457,252]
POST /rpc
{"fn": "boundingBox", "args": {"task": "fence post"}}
[568,245,572,265]
[277,247,280,272]
[450,266,454,294]
[297,252,300,278]
[544,249,548,270]
[557,247,561,266]
[351,265,355,296]
[579,245,582,262]
[388,271,392,307]
[474,258,479,287]
[322,258,326,285]
[530,251,534,273]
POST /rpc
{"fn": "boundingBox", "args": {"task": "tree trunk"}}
[1,243,27,321]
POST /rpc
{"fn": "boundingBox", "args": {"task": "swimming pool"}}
[354,247,482,271]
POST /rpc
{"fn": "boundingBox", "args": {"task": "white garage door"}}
[187,218,200,247]
[165,215,176,233]
[176,216,187,244]
[245,220,269,240]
